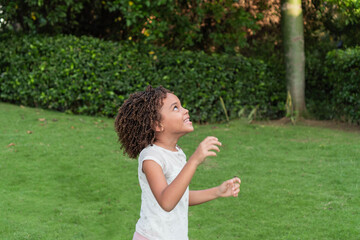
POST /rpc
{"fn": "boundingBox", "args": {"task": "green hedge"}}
[325,48,360,124]
[0,34,286,122]
[306,47,360,124]
[305,47,335,120]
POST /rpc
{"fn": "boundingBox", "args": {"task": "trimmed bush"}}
[325,48,360,124]
[0,34,286,122]
[305,46,360,124]
[305,47,335,120]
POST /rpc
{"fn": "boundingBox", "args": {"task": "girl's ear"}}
[155,122,164,132]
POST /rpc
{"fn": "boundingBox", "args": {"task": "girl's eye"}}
[174,106,179,111]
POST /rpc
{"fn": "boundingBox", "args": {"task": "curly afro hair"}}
[114,85,171,158]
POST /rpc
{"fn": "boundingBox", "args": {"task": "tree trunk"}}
[281,0,306,118]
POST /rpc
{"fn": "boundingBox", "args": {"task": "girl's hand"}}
[188,136,222,166]
[216,177,241,198]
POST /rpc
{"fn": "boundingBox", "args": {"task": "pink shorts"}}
[132,232,148,240]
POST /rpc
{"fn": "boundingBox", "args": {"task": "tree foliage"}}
[1,0,358,52]
[0,0,261,52]
[304,0,360,47]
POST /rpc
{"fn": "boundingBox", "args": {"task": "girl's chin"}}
[181,125,194,133]
[187,125,194,132]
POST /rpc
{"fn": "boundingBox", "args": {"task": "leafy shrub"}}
[305,45,335,120]
[305,46,360,124]
[325,47,360,124]
[0,34,285,122]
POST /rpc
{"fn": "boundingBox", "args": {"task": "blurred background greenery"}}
[0,0,359,123]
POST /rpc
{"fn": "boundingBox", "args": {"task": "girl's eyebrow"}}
[169,102,179,109]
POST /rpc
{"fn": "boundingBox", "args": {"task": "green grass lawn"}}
[1,102,359,240]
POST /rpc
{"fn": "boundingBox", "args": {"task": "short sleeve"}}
[140,155,164,170]
[138,146,165,171]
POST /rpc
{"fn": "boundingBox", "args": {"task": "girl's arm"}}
[143,136,221,212]
[189,177,241,206]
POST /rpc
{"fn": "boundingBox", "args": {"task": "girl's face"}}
[157,93,194,136]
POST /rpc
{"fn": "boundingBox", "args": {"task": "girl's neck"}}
[154,135,180,152]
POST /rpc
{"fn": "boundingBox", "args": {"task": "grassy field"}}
[1,102,359,240]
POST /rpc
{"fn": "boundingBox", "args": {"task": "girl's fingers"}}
[212,140,222,147]
[232,185,240,197]
[232,177,241,184]
[208,145,220,152]
[200,137,222,156]
[204,136,221,146]
[230,178,240,197]
[207,151,217,157]
[205,136,218,141]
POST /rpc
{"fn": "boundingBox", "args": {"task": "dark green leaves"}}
[0,34,285,122]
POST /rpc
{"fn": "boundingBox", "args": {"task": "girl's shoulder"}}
[139,144,158,154]
[139,144,185,160]
[139,144,166,169]
[139,144,163,161]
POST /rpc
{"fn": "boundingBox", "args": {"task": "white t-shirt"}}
[135,144,189,240]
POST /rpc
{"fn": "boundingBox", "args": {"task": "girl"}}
[115,86,241,240]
